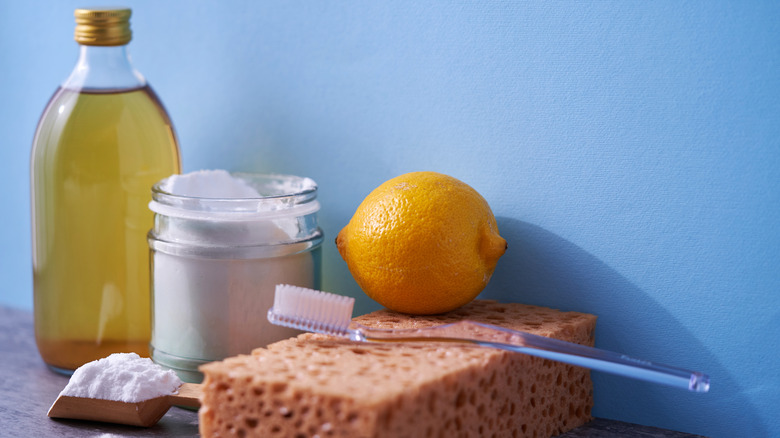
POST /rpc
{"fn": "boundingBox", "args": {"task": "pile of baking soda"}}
[59,353,182,402]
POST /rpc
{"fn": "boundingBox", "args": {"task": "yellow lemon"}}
[336,171,507,315]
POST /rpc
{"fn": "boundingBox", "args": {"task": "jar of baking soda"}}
[147,170,323,382]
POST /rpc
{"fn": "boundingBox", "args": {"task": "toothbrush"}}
[267,284,710,393]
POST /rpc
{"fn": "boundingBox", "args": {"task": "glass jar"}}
[147,173,322,382]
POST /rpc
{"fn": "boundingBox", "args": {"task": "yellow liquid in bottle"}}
[31,85,181,372]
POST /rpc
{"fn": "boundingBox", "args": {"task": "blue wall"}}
[2,2,778,436]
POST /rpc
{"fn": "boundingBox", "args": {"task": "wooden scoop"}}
[47,382,201,427]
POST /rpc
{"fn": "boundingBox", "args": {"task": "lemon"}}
[336,171,507,315]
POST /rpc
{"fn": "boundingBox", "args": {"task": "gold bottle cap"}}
[74,8,132,46]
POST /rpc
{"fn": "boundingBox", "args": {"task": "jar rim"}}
[149,172,320,221]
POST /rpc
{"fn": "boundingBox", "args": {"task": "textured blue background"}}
[1,2,778,436]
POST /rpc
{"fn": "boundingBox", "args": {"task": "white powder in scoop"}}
[59,353,182,402]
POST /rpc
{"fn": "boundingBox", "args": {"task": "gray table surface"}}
[0,306,705,437]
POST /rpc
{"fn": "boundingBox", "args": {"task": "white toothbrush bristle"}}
[269,284,355,336]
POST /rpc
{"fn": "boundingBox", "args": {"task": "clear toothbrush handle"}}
[357,321,710,393]
[476,337,710,392]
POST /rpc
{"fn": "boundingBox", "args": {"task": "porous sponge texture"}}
[199,300,596,438]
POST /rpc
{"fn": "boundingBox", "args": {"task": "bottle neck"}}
[62,44,146,92]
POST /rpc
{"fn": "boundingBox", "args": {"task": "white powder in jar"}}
[152,251,312,361]
[59,353,182,402]
[159,169,261,198]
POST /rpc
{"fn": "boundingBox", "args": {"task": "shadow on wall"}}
[480,217,765,437]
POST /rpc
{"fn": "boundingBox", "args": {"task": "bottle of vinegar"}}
[31,8,181,373]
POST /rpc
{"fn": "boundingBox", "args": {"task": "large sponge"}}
[199,300,596,437]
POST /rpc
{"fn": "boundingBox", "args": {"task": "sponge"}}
[199,300,596,437]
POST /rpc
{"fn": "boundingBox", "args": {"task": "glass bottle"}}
[30,8,181,373]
